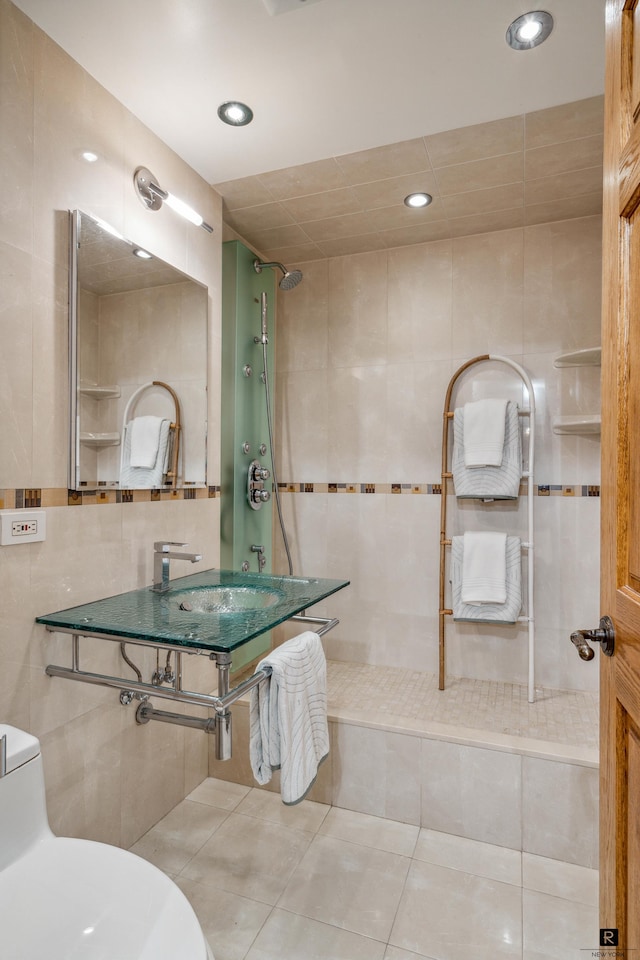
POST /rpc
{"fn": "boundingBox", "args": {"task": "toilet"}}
[0,724,215,960]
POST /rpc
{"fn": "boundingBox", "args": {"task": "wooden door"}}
[602,0,640,946]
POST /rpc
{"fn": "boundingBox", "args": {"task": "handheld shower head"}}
[254,259,304,290]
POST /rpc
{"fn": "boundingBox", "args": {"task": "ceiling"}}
[12,0,606,259]
[12,0,605,186]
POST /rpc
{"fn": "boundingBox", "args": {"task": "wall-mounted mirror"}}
[69,210,208,490]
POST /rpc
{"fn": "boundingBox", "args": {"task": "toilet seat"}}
[0,836,211,960]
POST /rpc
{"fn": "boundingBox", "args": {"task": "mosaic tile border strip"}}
[278,482,600,497]
[0,487,221,509]
[0,482,600,509]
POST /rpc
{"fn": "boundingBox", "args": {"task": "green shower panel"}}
[221,241,276,672]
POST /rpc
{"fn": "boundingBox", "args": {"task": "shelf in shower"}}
[79,384,121,400]
[79,432,121,447]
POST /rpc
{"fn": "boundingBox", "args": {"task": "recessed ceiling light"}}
[217,101,254,126]
[506,11,553,50]
[81,150,99,163]
[133,248,153,259]
[404,192,433,208]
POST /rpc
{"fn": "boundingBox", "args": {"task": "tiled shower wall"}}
[0,0,222,845]
[274,217,602,693]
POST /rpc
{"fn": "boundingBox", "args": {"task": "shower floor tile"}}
[325,660,599,752]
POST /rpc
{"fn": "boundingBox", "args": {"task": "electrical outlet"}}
[0,509,46,545]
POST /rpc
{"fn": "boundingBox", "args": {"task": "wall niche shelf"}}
[553,347,601,368]
[79,383,121,400]
[79,432,120,448]
[552,415,601,436]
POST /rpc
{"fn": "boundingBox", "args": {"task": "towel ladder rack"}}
[120,380,181,488]
[439,355,536,702]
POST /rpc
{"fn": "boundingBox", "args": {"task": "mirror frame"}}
[68,209,209,491]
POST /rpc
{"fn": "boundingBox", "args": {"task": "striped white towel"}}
[461,531,507,604]
[463,398,508,467]
[451,535,522,623]
[249,631,329,805]
[119,418,171,488]
[452,401,522,500]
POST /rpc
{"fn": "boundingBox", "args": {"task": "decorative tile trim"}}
[0,486,220,510]
[278,481,600,497]
[0,482,599,510]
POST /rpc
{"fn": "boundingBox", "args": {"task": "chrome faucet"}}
[153,541,202,592]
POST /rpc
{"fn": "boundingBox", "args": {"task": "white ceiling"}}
[12,0,606,186]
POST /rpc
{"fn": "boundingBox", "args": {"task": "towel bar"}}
[44,613,340,760]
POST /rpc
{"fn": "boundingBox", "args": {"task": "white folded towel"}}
[249,631,329,806]
[120,418,171,488]
[129,415,165,468]
[461,531,507,605]
[463,398,508,467]
[452,401,522,500]
[452,535,522,624]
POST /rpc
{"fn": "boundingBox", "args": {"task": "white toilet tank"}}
[0,724,53,871]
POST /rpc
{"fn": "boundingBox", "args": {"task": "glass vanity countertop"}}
[36,568,350,653]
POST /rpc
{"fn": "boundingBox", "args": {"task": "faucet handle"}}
[154,541,188,552]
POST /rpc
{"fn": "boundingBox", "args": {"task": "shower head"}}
[253,259,304,290]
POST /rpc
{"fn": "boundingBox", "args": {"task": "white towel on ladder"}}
[451,535,522,623]
[129,415,165,468]
[249,631,329,805]
[120,418,171,488]
[461,531,507,605]
[463,398,508,467]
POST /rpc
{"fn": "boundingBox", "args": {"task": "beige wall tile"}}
[451,228,524,358]
[0,241,33,486]
[448,206,525,238]
[525,165,602,205]
[525,95,604,150]
[425,115,523,168]
[380,219,452,247]
[282,186,364,222]
[523,216,602,353]
[524,192,602,225]
[0,0,34,255]
[522,757,598,868]
[351,171,440,211]
[317,234,387,257]
[435,151,523,196]
[525,134,603,180]
[249,222,314,253]
[443,181,523,219]
[213,175,274,210]
[336,138,431,185]
[328,251,388,367]
[387,241,452,362]
[258,158,350,200]
[226,201,294,235]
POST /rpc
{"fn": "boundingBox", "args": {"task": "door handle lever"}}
[570,615,615,660]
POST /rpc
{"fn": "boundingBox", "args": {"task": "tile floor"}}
[130,777,599,960]
[326,662,599,750]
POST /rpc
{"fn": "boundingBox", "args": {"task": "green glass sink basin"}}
[173,584,285,614]
[36,568,350,653]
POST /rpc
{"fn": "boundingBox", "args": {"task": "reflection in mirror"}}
[69,210,208,490]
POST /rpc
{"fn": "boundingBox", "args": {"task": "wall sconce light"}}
[133,166,213,234]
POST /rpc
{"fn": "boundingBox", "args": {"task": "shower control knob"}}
[251,489,271,504]
[252,464,270,482]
